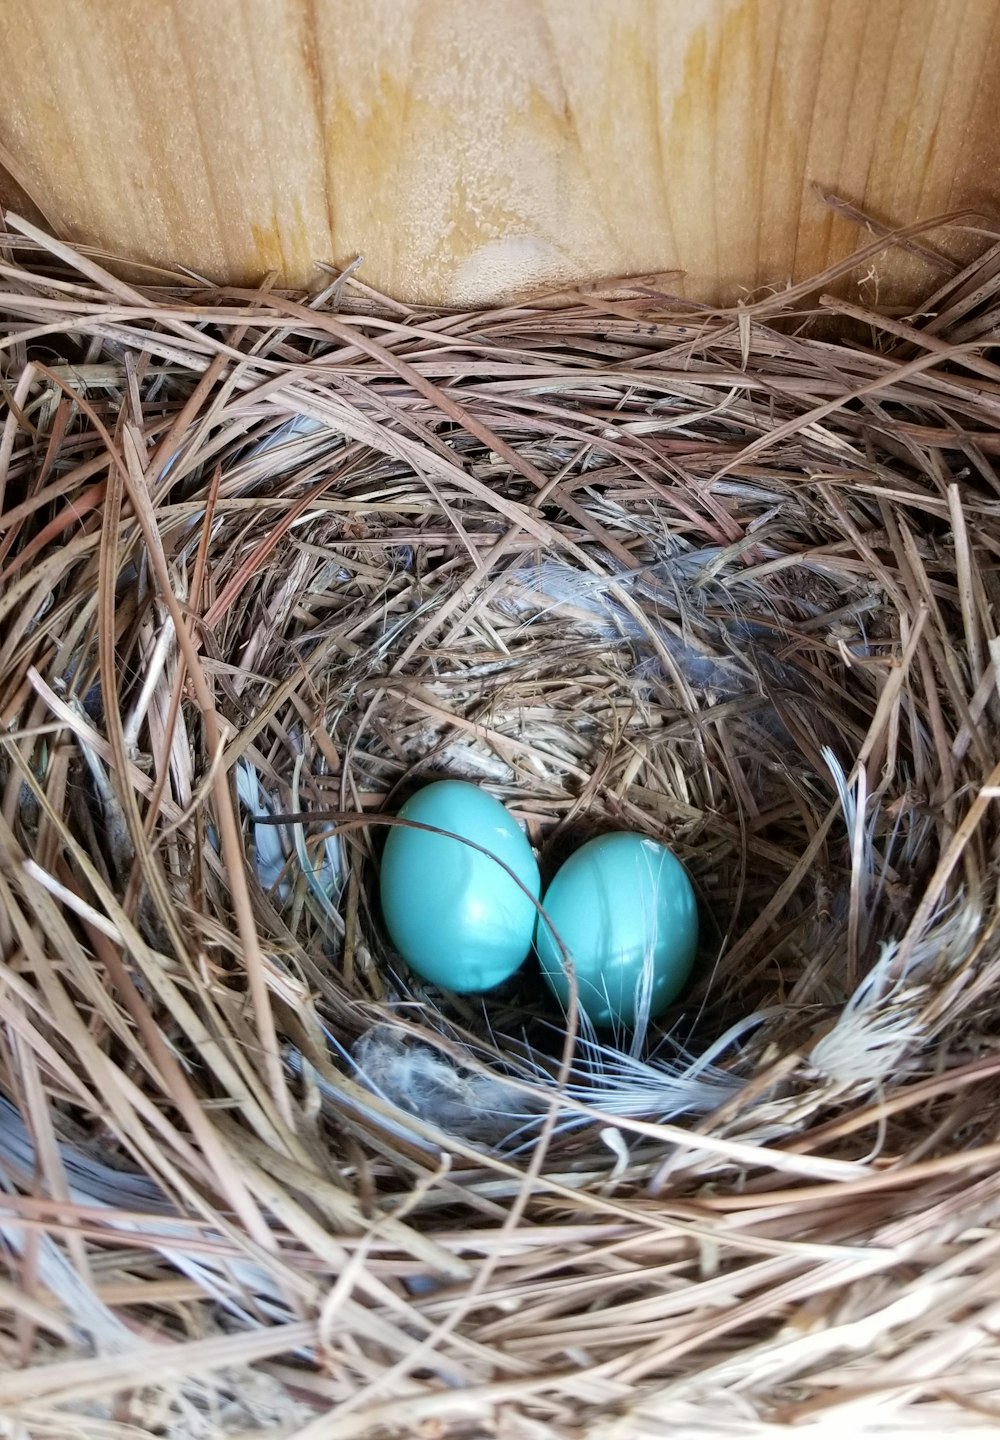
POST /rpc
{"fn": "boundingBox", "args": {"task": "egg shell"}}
[379,780,540,993]
[536,832,698,1028]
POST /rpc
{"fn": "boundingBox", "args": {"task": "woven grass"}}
[3,209,1000,1437]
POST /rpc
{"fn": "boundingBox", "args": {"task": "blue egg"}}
[536,833,698,1028]
[379,781,540,993]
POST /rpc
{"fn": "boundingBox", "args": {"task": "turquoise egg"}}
[379,780,540,993]
[536,833,698,1028]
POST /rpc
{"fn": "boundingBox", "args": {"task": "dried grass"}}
[2,209,1000,1436]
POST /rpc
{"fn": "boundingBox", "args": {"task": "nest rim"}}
[2,211,1000,1436]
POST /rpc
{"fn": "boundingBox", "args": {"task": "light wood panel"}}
[0,0,998,305]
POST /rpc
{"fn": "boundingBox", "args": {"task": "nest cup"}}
[2,212,1000,1436]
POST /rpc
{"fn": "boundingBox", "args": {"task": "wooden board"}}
[1,0,998,305]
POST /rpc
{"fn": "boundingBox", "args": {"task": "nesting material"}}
[2,210,1000,1437]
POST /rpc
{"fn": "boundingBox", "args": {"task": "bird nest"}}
[2,213,1000,1438]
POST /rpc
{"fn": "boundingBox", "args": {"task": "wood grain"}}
[0,0,998,305]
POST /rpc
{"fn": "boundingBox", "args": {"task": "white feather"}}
[327,1015,748,1152]
[236,757,341,913]
[810,898,981,1086]
[350,1026,544,1145]
[505,558,749,694]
